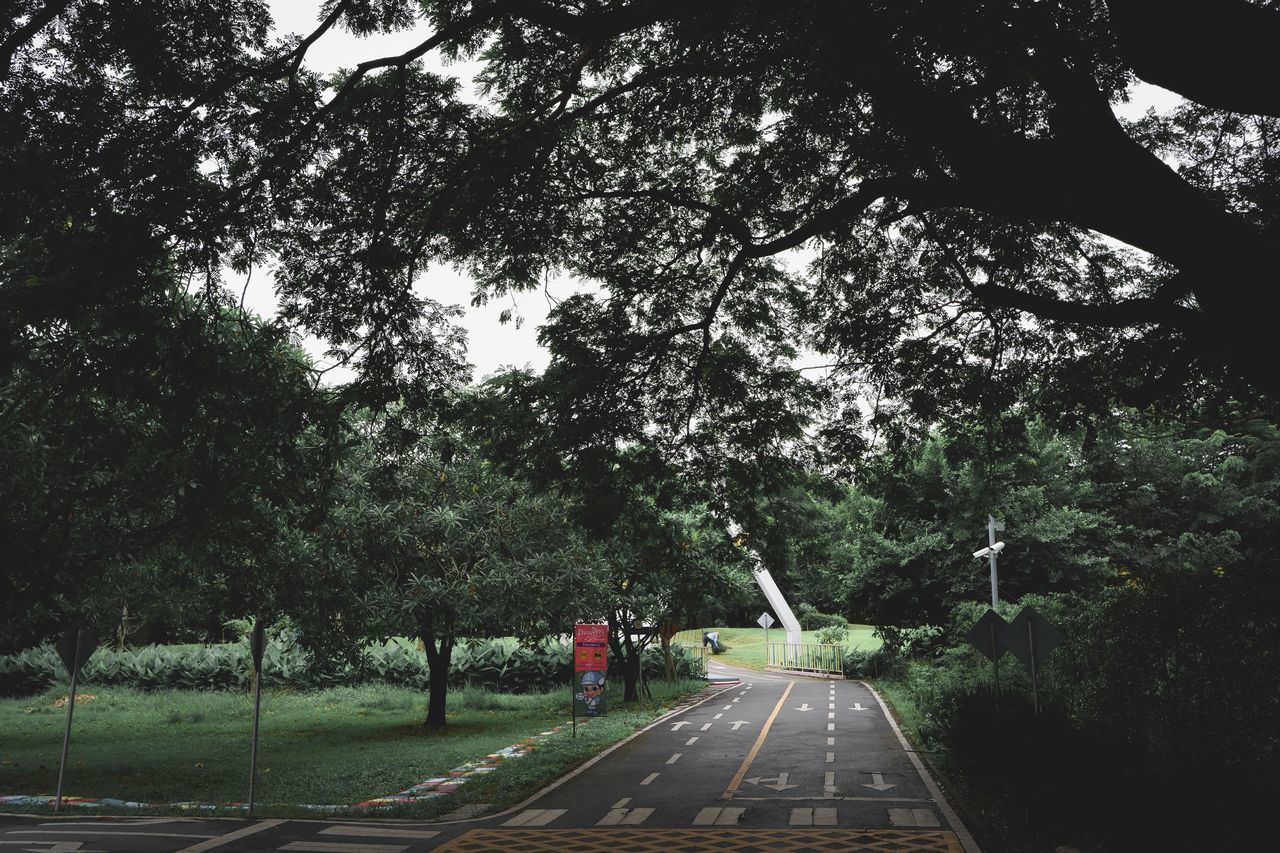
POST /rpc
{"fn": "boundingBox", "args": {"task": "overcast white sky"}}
[253,2,1184,386]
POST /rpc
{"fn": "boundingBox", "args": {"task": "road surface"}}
[0,663,978,851]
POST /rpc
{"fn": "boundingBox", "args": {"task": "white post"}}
[988,514,1000,609]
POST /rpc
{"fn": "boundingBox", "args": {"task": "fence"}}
[673,642,707,676]
[767,642,844,677]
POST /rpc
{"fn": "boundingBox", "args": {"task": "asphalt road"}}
[0,663,979,851]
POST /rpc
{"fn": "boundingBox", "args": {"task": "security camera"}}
[973,541,1006,559]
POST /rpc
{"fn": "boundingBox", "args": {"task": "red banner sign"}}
[573,623,608,672]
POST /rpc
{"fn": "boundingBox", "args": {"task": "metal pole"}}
[988,515,1000,609]
[989,620,1000,697]
[248,665,263,816]
[54,629,82,815]
[1027,615,1039,718]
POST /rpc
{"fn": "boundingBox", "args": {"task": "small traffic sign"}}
[757,612,775,629]
[55,627,98,676]
[998,606,1063,669]
[964,610,1009,662]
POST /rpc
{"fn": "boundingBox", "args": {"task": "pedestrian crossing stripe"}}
[436,828,963,851]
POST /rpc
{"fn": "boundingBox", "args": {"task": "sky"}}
[254,2,1185,386]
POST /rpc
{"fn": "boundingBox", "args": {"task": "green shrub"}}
[794,603,848,630]
[815,625,849,645]
[0,637,699,697]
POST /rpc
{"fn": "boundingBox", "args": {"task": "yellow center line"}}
[721,680,794,800]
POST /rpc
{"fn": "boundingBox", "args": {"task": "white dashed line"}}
[714,713,723,719]
[827,737,835,746]
[827,723,835,731]
[826,752,835,763]
[667,753,682,764]
[685,736,699,745]
[641,772,660,785]
[828,712,835,719]
[612,797,631,808]
[701,722,712,731]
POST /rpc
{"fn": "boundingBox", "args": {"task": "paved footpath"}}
[0,664,979,852]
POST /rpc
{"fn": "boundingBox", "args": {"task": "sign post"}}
[964,609,1009,696]
[247,622,266,817]
[54,625,98,814]
[757,611,775,658]
[998,606,1064,718]
[573,623,608,737]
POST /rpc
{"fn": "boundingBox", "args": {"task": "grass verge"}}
[0,679,706,817]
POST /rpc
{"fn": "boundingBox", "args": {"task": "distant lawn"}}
[0,680,703,815]
[674,625,882,671]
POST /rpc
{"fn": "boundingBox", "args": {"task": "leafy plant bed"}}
[0,680,708,817]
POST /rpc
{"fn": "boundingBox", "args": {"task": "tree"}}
[343,435,606,726]
[8,1,1279,432]
[0,290,347,652]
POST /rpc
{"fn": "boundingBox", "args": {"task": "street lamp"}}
[973,515,1006,609]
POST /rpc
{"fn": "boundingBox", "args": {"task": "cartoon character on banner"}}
[576,671,606,715]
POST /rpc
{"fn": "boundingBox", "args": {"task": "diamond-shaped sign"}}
[757,612,775,629]
[998,606,1063,669]
[55,626,98,676]
[964,609,1009,662]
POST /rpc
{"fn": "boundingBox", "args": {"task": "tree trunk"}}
[420,624,453,728]
[607,611,643,703]
[660,634,676,681]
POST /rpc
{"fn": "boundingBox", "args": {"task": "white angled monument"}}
[729,522,802,645]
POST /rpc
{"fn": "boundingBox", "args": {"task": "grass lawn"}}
[673,625,882,671]
[0,679,705,816]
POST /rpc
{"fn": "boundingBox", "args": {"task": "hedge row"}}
[0,639,697,697]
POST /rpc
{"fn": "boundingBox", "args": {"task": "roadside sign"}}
[55,626,98,675]
[964,610,1008,662]
[573,623,608,720]
[998,606,1063,669]
[757,612,775,629]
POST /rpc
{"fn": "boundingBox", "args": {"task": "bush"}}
[815,625,849,645]
[0,637,701,697]
[793,602,848,630]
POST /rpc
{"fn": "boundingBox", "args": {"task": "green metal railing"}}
[767,642,844,677]
[673,641,707,676]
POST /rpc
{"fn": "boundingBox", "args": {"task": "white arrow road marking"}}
[670,720,690,731]
[863,772,897,791]
[742,772,798,792]
[729,720,750,730]
[793,704,813,712]
[849,703,867,711]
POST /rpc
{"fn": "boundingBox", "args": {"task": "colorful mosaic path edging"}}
[0,721,575,813]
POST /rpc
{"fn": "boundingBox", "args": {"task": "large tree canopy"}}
[4,1,1278,432]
